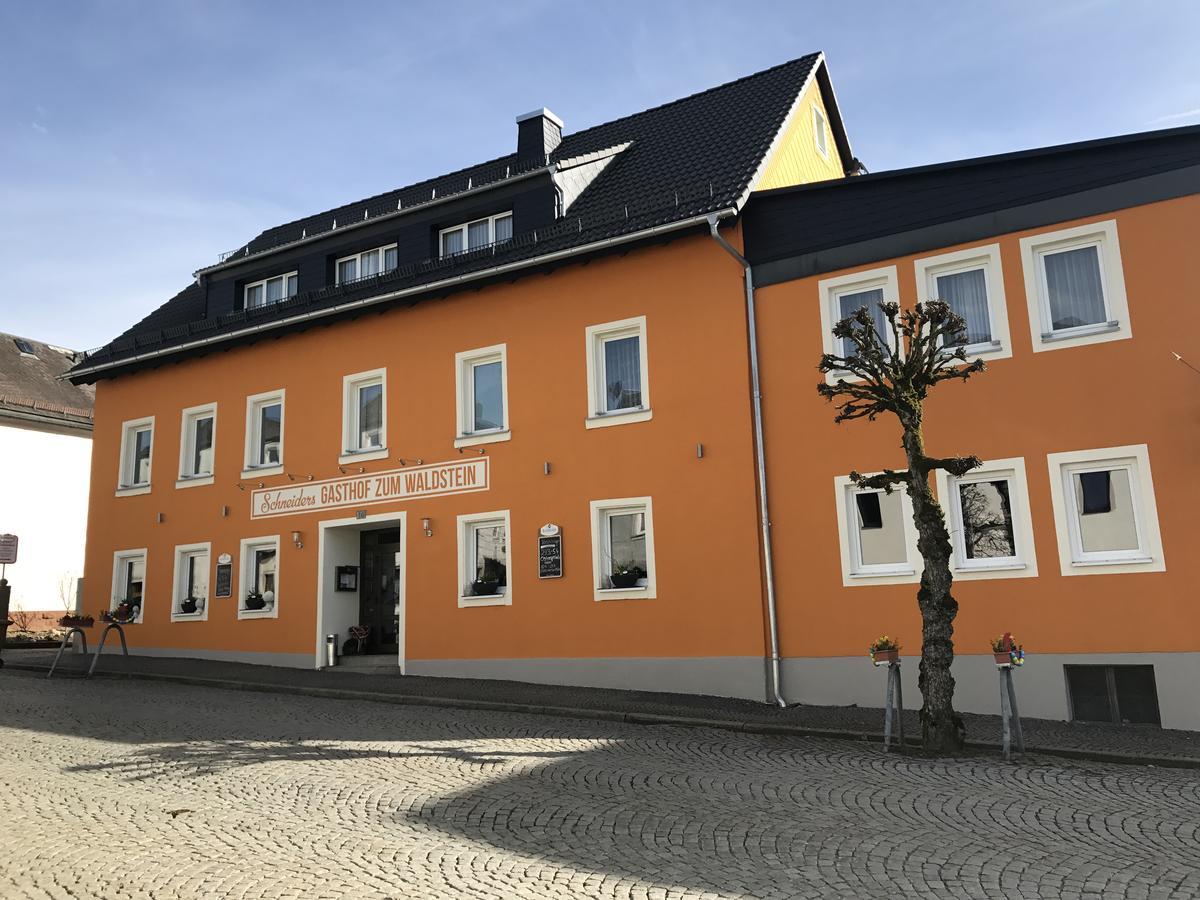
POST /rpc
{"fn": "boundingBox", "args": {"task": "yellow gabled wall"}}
[755,75,845,191]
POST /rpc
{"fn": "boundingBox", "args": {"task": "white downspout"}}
[707,213,787,707]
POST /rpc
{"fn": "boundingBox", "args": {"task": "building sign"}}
[0,534,17,565]
[214,562,233,599]
[538,523,563,579]
[250,458,489,519]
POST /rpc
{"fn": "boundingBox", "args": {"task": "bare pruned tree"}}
[817,300,985,753]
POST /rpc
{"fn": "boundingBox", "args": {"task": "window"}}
[335,244,399,284]
[1020,219,1131,351]
[935,457,1037,580]
[1065,665,1161,725]
[171,543,210,621]
[834,475,920,585]
[590,497,656,600]
[1046,444,1165,575]
[817,267,900,380]
[238,535,280,619]
[456,510,512,607]
[243,390,284,475]
[454,344,510,447]
[13,338,35,356]
[110,549,147,623]
[812,104,829,159]
[914,244,1012,360]
[177,403,217,487]
[341,369,387,462]
[117,416,155,494]
[439,212,513,257]
[244,272,299,309]
[584,316,651,427]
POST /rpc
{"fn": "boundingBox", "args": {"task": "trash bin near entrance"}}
[325,634,339,668]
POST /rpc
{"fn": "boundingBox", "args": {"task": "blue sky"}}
[2,0,1198,351]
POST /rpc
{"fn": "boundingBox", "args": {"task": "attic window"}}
[13,339,36,356]
[812,105,829,159]
[440,212,513,257]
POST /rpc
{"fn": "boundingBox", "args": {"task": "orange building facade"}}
[72,57,1200,730]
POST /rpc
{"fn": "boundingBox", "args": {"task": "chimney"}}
[516,108,563,168]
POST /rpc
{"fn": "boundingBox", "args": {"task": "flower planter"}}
[180,599,199,615]
[60,617,94,629]
[471,580,501,597]
[609,572,640,589]
[872,648,900,665]
[244,595,267,611]
[994,652,1013,666]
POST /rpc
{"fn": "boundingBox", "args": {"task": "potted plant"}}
[244,590,266,611]
[991,632,1025,667]
[869,635,901,666]
[610,562,645,589]
[59,613,94,628]
[470,578,500,596]
[180,597,199,615]
[102,602,137,624]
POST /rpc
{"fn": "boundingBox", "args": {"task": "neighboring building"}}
[0,333,94,610]
[67,53,1200,730]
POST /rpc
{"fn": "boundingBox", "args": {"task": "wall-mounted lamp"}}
[291,530,304,549]
[696,443,705,459]
[235,483,245,492]
[421,517,433,537]
[220,505,229,518]
[156,512,165,524]
[397,457,424,467]
[544,461,552,475]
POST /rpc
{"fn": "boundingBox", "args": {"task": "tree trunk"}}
[901,417,966,753]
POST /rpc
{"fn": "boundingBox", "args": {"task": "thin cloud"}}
[30,122,48,134]
[1146,107,1200,125]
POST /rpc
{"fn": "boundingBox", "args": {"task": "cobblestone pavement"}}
[2,672,1198,899]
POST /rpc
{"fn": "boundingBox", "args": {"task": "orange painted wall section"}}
[755,195,1200,659]
[83,235,768,662]
[754,77,844,191]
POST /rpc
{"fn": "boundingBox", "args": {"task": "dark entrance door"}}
[359,526,401,655]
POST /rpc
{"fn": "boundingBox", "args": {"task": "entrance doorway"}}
[358,526,401,655]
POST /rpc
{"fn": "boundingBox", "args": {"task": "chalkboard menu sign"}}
[214,563,233,598]
[538,524,563,579]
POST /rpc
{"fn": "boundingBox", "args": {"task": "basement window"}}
[1065,665,1161,725]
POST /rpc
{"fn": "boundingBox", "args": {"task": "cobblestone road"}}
[1,673,1198,899]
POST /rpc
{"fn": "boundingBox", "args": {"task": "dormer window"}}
[244,272,298,309]
[439,212,513,257]
[336,244,399,284]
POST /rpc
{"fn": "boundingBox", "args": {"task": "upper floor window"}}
[1020,220,1131,352]
[117,416,154,494]
[336,244,398,284]
[817,267,899,376]
[914,244,1011,360]
[812,104,829,159]
[341,369,387,461]
[245,272,298,309]
[243,390,284,474]
[584,316,651,428]
[439,212,513,257]
[455,344,510,448]
[177,403,216,487]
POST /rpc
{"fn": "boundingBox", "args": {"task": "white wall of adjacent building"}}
[0,422,91,611]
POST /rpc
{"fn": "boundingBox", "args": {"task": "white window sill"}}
[115,484,151,497]
[170,611,206,622]
[585,408,652,430]
[1071,555,1155,567]
[458,593,511,608]
[454,429,511,449]
[848,567,916,579]
[941,339,1004,358]
[955,561,1027,573]
[241,464,284,479]
[237,606,277,620]
[1041,320,1121,343]
[594,586,655,601]
[338,447,389,465]
[175,474,214,490]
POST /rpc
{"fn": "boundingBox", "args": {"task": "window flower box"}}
[869,635,901,666]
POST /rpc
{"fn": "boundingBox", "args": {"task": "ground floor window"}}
[456,510,511,607]
[110,549,147,623]
[239,535,280,619]
[590,496,656,600]
[935,457,1038,580]
[171,543,211,621]
[834,475,919,586]
[1065,664,1160,726]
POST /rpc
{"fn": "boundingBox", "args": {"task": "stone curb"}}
[7,661,1198,771]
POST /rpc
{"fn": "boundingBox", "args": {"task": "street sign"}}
[0,534,17,565]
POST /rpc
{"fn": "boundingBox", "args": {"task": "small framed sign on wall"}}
[214,553,233,599]
[538,523,563,579]
[336,566,359,592]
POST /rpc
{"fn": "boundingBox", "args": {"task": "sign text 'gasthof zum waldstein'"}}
[250,459,489,519]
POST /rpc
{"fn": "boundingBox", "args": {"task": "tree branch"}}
[849,468,910,493]
[921,455,982,476]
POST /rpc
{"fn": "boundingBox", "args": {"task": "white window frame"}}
[914,244,1012,361]
[238,535,281,619]
[176,403,217,489]
[340,369,388,463]
[243,272,299,309]
[116,415,155,496]
[1046,444,1165,575]
[454,344,510,448]
[589,496,657,601]
[242,389,285,478]
[334,244,399,285]
[833,475,921,586]
[438,211,513,258]
[818,266,900,384]
[812,104,829,159]
[1020,219,1131,352]
[584,315,651,428]
[110,548,147,623]
[934,457,1037,580]
[456,509,512,608]
[170,541,212,622]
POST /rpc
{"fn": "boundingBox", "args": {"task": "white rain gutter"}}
[706,212,787,708]
[71,209,732,380]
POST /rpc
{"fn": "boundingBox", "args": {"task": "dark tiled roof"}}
[0,333,95,430]
[75,54,833,380]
